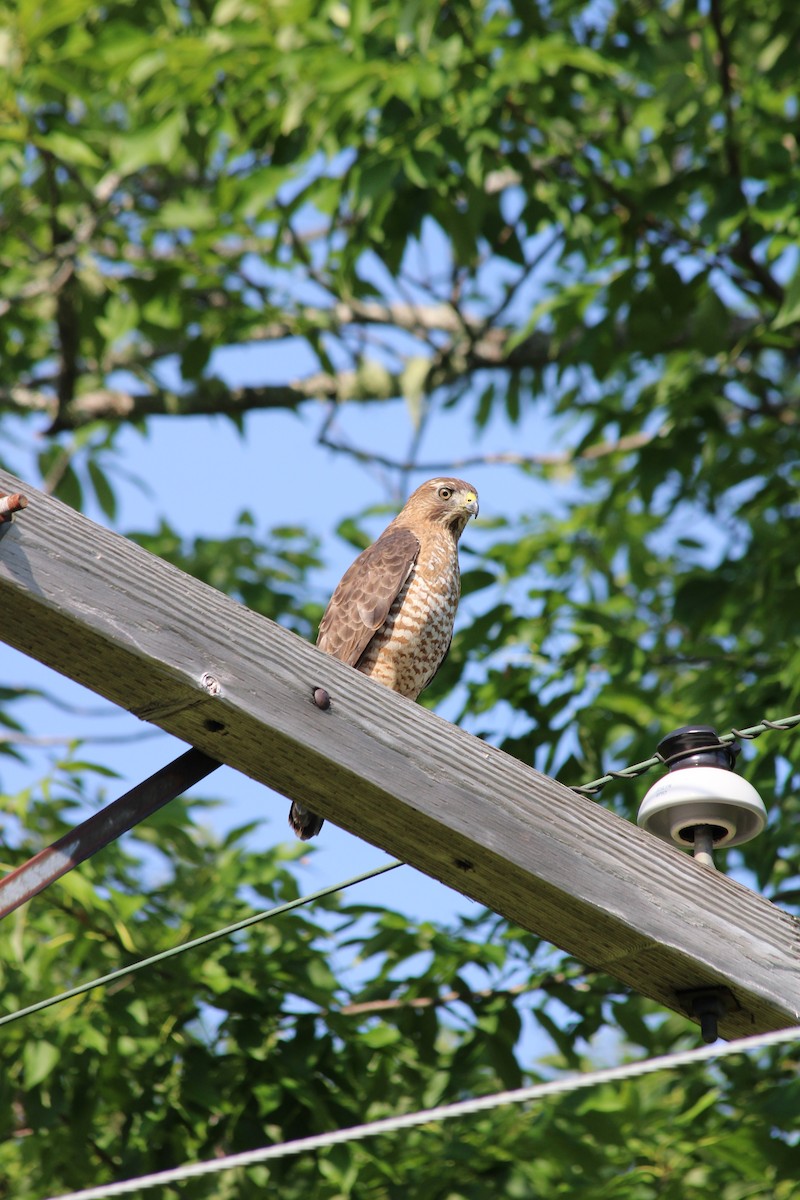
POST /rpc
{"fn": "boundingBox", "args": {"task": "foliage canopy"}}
[1,0,799,1195]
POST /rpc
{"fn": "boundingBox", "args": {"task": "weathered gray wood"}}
[0,468,798,1039]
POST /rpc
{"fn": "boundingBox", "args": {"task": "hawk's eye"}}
[437,486,453,500]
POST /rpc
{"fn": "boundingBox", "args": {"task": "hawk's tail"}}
[288,799,324,840]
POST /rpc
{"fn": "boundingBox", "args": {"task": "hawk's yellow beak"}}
[463,492,479,518]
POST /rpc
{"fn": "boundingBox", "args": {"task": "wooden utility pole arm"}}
[0,469,798,1039]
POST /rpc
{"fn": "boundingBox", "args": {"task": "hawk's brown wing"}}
[316,527,420,667]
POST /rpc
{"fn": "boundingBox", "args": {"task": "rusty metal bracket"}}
[0,747,219,921]
[0,490,28,540]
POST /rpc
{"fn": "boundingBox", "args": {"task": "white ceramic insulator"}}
[637,766,767,849]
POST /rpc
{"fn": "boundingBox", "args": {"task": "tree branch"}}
[1,312,776,432]
[313,970,593,1019]
[708,0,783,304]
[0,260,76,320]
[76,301,483,379]
[317,427,665,475]
[41,151,80,419]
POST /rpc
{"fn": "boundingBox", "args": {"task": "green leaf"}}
[35,131,103,168]
[87,459,117,520]
[158,194,217,231]
[24,1040,60,1088]
[111,112,186,175]
[400,356,430,427]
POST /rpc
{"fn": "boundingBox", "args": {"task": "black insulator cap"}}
[657,725,739,772]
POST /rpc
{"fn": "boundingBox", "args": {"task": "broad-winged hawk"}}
[289,477,479,839]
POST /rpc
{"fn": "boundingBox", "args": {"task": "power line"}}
[0,859,402,1030]
[572,711,800,795]
[41,1023,800,1200]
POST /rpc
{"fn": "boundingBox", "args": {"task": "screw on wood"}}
[0,491,28,524]
[313,687,331,710]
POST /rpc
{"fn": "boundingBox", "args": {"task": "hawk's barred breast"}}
[357,532,460,698]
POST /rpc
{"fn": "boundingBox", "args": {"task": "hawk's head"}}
[402,477,479,535]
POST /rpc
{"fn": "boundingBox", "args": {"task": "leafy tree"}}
[1,0,799,1195]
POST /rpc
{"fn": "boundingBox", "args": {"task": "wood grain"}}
[1,468,798,1038]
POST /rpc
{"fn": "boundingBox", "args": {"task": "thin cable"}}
[41,1023,800,1200]
[0,859,402,1029]
[572,711,800,795]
